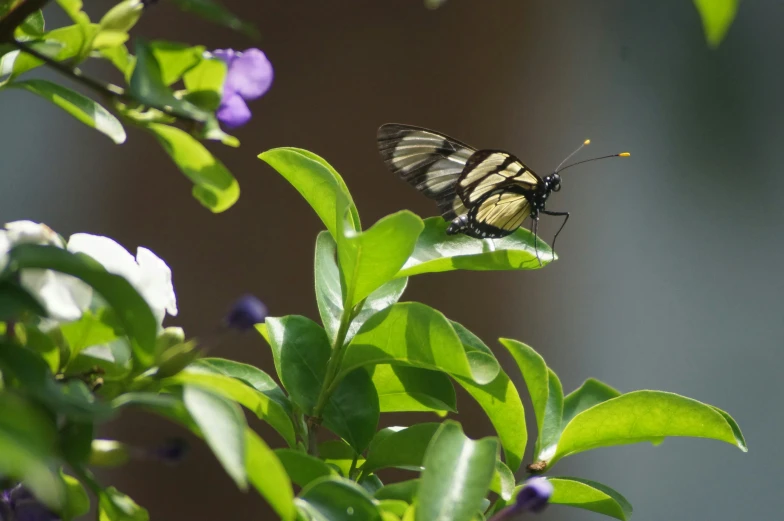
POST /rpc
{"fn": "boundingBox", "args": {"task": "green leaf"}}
[168,0,257,37]
[25,327,60,373]
[562,378,620,426]
[500,339,560,461]
[246,429,296,521]
[182,385,247,488]
[59,420,93,463]
[6,25,94,77]
[370,364,456,415]
[452,327,525,472]
[0,392,63,509]
[0,281,47,320]
[53,0,93,61]
[378,500,408,518]
[318,439,364,477]
[322,367,379,453]
[315,232,409,344]
[145,123,239,212]
[274,449,335,488]
[693,0,739,48]
[195,358,291,415]
[6,79,125,143]
[297,476,382,521]
[148,41,204,86]
[264,315,330,414]
[9,245,158,366]
[551,391,748,466]
[16,10,45,38]
[60,471,90,520]
[489,460,514,501]
[166,370,296,447]
[362,423,440,475]
[97,0,143,39]
[547,477,632,521]
[337,211,423,309]
[60,309,121,359]
[396,217,553,277]
[129,39,209,121]
[342,303,495,385]
[374,480,419,502]
[259,148,360,240]
[98,487,148,521]
[416,421,498,521]
[183,55,226,111]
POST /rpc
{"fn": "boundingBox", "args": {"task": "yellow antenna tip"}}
[619,152,631,157]
[584,139,591,145]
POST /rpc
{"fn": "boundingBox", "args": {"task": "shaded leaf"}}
[297,476,382,521]
[98,487,148,521]
[168,0,257,36]
[547,477,632,521]
[362,423,440,475]
[562,378,620,426]
[246,429,296,521]
[370,364,456,415]
[318,439,364,477]
[322,367,379,453]
[489,460,514,501]
[274,449,335,488]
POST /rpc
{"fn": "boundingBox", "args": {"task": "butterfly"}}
[377,123,628,261]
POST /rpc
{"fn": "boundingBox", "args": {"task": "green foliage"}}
[694,0,740,48]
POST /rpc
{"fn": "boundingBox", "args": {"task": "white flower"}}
[67,234,177,326]
[0,221,92,322]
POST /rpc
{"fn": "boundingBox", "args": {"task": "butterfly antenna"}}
[557,152,630,173]
[554,139,591,173]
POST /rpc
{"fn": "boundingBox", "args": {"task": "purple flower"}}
[224,294,268,331]
[212,48,273,129]
[1,485,60,521]
[489,477,553,521]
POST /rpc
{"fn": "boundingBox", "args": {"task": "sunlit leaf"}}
[693,0,740,48]
[547,477,632,521]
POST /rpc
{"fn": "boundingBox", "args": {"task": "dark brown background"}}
[1,1,781,520]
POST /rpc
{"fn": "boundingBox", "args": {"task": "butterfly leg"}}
[531,217,542,267]
[541,210,570,258]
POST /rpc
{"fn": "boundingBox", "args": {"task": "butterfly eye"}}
[552,181,561,192]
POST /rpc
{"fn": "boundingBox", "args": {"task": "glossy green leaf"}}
[60,309,121,359]
[453,328,525,472]
[97,0,142,33]
[166,370,296,447]
[378,500,408,518]
[183,56,226,111]
[195,358,291,415]
[259,148,360,240]
[362,423,440,475]
[246,429,296,521]
[7,25,93,77]
[342,303,494,385]
[129,39,209,121]
[182,385,247,489]
[0,392,62,509]
[60,471,90,520]
[15,10,45,38]
[98,487,148,521]
[562,378,620,426]
[264,315,330,413]
[551,391,748,466]
[168,0,257,36]
[416,421,498,521]
[322,367,379,453]
[318,440,364,477]
[694,0,739,48]
[0,281,46,320]
[274,449,335,488]
[0,343,111,421]
[9,245,158,366]
[7,79,125,143]
[337,211,423,309]
[54,0,94,61]
[370,364,456,415]
[315,232,408,344]
[489,460,514,501]
[547,477,632,521]
[297,476,382,521]
[149,41,204,86]
[374,480,419,503]
[500,339,559,461]
[146,123,239,212]
[396,218,553,277]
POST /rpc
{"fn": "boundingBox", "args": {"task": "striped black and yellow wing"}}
[377,123,475,221]
[463,188,532,239]
[456,150,542,207]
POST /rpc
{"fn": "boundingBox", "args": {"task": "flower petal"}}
[67,233,140,286]
[21,269,90,322]
[226,48,273,101]
[5,221,63,247]
[136,247,177,322]
[216,94,252,129]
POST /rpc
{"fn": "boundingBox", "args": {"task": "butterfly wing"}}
[462,188,532,239]
[456,150,542,207]
[377,123,476,220]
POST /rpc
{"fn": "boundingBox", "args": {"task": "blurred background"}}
[0,0,781,520]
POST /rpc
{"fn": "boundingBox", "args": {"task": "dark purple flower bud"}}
[224,294,268,331]
[212,48,273,129]
[153,438,189,464]
[1,485,60,521]
[514,477,553,513]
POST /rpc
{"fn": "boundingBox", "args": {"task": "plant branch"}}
[0,0,51,42]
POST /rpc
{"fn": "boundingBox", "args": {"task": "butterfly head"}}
[545,173,562,192]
